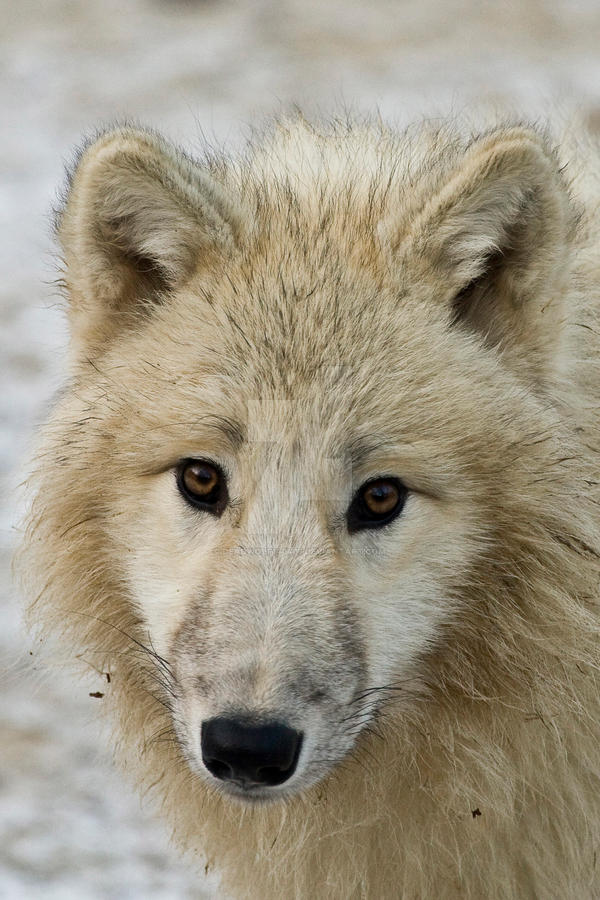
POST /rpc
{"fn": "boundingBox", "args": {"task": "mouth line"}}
[216,780,291,804]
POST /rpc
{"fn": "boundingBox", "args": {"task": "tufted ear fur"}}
[384,128,573,380]
[58,127,245,355]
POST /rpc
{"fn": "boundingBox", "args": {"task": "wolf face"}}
[35,120,575,804]
[106,296,489,801]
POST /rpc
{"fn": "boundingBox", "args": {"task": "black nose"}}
[201,717,303,787]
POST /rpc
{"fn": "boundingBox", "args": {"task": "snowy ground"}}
[3,1,600,896]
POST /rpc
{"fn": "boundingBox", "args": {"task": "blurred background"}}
[2,0,600,896]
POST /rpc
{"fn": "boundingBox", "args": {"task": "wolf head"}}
[29,119,581,804]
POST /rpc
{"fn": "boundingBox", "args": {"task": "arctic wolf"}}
[19,116,600,898]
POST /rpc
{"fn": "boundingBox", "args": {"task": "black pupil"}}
[369,484,393,504]
[188,464,217,495]
[195,467,215,487]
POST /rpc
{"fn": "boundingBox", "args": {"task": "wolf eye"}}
[176,459,227,515]
[347,477,407,534]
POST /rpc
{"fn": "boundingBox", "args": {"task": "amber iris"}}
[347,477,407,533]
[182,461,219,497]
[362,480,400,515]
[176,459,226,514]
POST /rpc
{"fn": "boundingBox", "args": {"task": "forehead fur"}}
[234,115,473,209]
[82,119,495,412]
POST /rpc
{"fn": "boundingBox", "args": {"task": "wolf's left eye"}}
[347,477,407,533]
[176,459,227,515]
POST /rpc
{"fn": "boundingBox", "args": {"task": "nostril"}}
[201,717,303,788]
[204,758,233,781]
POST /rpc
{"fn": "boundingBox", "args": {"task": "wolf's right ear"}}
[58,128,245,355]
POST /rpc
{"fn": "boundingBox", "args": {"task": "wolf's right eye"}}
[176,459,228,515]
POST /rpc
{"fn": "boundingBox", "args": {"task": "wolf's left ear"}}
[383,128,573,378]
[58,127,245,354]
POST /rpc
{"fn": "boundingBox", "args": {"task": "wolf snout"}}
[201,717,303,788]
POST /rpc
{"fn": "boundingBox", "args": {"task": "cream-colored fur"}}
[18,115,600,898]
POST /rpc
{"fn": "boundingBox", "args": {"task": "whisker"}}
[66,609,180,705]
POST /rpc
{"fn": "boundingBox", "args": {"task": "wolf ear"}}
[385,128,572,378]
[58,127,245,354]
